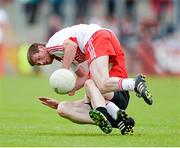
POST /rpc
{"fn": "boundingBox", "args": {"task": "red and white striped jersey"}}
[46,24,102,65]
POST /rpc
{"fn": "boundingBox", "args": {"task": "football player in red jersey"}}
[27,24,153,134]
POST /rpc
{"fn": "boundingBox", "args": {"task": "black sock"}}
[96,107,111,120]
[96,107,107,114]
[107,113,117,128]
[96,107,117,128]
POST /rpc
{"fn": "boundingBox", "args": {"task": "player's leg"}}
[87,30,153,105]
[89,55,133,93]
[39,95,124,131]
[111,31,153,105]
[105,91,135,135]
[85,30,126,94]
[89,55,135,99]
[39,94,134,135]
[57,99,95,124]
[85,79,134,135]
[87,30,133,94]
[89,56,153,105]
[84,79,112,134]
[87,56,136,134]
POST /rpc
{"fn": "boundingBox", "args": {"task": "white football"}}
[49,69,76,94]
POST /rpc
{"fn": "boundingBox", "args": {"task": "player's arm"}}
[62,39,77,69]
[68,63,88,96]
[75,64,88,88]
[75,62,88,78]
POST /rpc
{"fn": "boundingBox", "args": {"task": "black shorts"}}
[86,91,130,110]
[111,91,130,110]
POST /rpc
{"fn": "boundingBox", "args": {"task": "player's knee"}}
[57,101,69,117]
[103,78,111,89]
[84,79,108,93]
[84,79,95,90]
[97,78,115,93]
[84,79,106,92]
[96,78,109,93]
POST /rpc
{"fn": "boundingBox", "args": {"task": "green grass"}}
[0,75,180,147]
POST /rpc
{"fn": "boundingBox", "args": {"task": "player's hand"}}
[68,89,76,96]
[38,96,59,109]
[67,76,86,96]
[74,76,87,91]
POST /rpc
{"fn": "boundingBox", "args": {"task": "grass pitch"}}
[0,75,180,147]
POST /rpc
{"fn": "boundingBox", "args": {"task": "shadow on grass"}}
[34,131,124,137]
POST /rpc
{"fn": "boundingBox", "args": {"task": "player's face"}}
[32,46,53,65]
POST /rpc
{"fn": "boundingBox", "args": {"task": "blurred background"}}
[0,0,180,77]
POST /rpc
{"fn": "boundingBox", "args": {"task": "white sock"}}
[106,101,119,120]
[119,78,135,91]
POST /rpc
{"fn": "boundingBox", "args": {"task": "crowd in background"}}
[0,0,180,77]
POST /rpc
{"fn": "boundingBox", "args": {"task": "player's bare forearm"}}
[68,76,87,96]
[75,64,88,78]
[68,64,88,96]
[76,76,87,90]
[69,66,88,94]
[62,39,77,69]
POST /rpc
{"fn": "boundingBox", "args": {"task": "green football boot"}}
[89,109,112,134]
